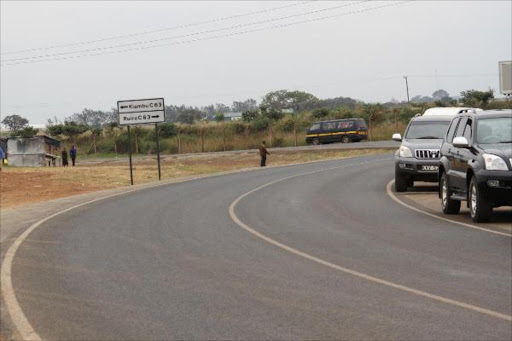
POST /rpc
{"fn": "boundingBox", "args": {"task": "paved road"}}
[78,140,400,165]
[6,154,512,340]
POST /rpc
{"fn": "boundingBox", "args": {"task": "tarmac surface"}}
[1,152,511,340]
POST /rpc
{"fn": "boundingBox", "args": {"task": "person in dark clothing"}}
[259,141,270,167]
[70,146,77,166]
[61,148,69,167]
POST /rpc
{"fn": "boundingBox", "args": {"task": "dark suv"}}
[438,109,512,222]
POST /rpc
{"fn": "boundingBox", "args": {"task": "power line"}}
[1,1,410,67]
[1,1,367,64]
[1,1,313,56]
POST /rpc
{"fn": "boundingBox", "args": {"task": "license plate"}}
[421,165,438,171]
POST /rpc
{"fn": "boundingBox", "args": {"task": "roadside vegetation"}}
[0,149,391,208]
[2,88,510,157]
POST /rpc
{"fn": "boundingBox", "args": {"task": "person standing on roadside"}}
[61,148,69,167]
[259,141,270,167]
[0,146,5,168]
[70,145,77,166]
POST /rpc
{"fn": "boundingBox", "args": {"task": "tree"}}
[90,127,102,154]
[214,103,231,114]
[17,126,39,138]
[47,121,89,143]
[460,89,494,108]
[66,108,114,128]
[242,109,259,122]
[232,99,258,113]
[214,113,225,122]
[2,115,29,135]
[158,122,176,138]
[432,89,450,101]
[312,108,330,119]
[260,90,318,113]
[260,106,284,121]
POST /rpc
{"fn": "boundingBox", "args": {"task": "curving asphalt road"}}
[6,154,512,340]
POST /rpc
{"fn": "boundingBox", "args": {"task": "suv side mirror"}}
[453,136,469,148]
[392,133,402,142]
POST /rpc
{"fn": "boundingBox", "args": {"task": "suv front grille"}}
[415,149,440,159]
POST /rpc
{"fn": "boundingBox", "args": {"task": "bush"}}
[312,108,330,119]
[252,116,270,132]
[157,122,176,138]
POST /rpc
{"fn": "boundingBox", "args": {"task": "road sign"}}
[117,98,165,125]
[499,61,512,95]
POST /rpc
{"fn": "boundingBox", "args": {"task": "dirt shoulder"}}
[397,182,512,233]
[1,149,391,209]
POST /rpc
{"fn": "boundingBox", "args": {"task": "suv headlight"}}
[399,146,412,157]
[483,154,508,171]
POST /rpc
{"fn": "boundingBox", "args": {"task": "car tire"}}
[395,167,408,192]
[440,172,461,214]
[469,177,492,222]
[312,138,320,145]
[341,136,351,143]
[407,178,414,187]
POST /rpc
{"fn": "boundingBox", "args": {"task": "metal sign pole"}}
[127,125,134,185]
[155,123,161,180]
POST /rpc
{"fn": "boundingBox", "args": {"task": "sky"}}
[1,0,511,125]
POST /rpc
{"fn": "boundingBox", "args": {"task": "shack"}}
[6,135,61,167]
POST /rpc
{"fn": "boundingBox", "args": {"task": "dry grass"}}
[1,149,392,208]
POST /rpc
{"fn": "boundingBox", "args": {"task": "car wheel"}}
[469,177,492,222]
[341,136,351,143]
[440,172,460,214]
[395,167,408,192]
[312,138,320,145]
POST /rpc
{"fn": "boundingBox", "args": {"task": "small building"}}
[6,135,61,167]
[224,112,243,121]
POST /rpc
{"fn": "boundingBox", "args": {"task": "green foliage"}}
[214,113,225,122]
[17,126,39,138]
[242,109,260,122]
[47,121,89,140]
[252,116,270,132]
[260,89,318,112]
[66,108,117,127]
[460,89,494,108]
[261,106,284,121]
[312,108,330,119]
[158,122,176,138]
[2,114,29,135]
[280,115,297,133]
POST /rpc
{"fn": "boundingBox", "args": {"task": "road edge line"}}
[386,180,511,237]
[228,163,512,322]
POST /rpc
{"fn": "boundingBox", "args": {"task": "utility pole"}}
[403,76,410,104]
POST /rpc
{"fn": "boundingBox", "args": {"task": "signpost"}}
[117,98,165,185]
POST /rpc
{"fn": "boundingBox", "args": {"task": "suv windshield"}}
[477,118,512,144]
[405,121,450,139]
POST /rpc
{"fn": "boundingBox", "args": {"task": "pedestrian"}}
[61,148,69,167]
[70,145,77,166]
[259,140,270,167]
[0,146,5,168]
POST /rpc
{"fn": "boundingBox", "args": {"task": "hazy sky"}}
[1,1,511,124]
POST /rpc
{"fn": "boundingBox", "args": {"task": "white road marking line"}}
[229,162,512,322]
[386,180,512,237]
[0,154,390,340]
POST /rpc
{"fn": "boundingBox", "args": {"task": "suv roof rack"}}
[457,108,478,115]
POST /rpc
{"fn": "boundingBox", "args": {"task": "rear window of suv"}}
[405,121,450,139]
[477,118,512,144]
